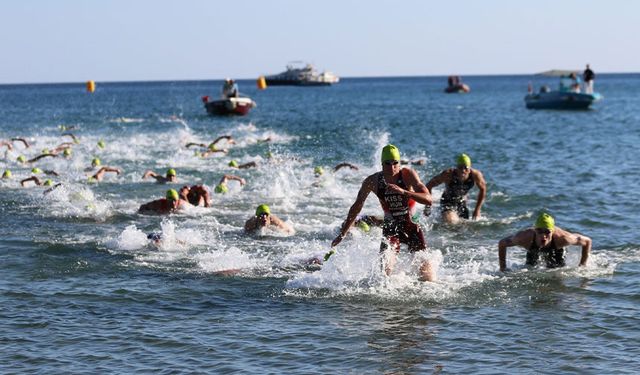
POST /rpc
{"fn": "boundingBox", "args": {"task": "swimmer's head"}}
[166,189,179,202]
[314,166,324,176]
[42,148,50,155]
[166,168,176,177]
[92,157,101,167]
[228,160,238,168]
[208,143,217,151]
[255,204,270,217]
[31,168,42,175]
[215,183,229,194]
[2,170,11,179]
[381,144,401,163]
[97,140,106,149]
[357,220,371,233]
[17,155,27,163]
[87,176,97,184]
[265,151,273,159]
[535,213,555,231]
[456,153,471,168]
[63,148,72,157]
[43,179,53,186]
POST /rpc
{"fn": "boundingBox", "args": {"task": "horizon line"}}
[1,71,637,86]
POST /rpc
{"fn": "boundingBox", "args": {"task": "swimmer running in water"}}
[424,153,486,223]
[498,213,592,272]
[332,144,436,282]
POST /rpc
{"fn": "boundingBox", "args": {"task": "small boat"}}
[444,76,470,93]
[525,69,602,110]
[264,62,339,86]
[201,96,256,116]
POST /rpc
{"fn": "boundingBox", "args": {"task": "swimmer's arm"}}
[211,135,235,146]
[219,174,246,186]
[20,176,42,187]
[61,133,78,143]
[28,153,57,163]
[399,169,432,206]
[185,142,207,148]
[332,177,374,247]
[333,162,359,172]
[142,170,159,180]
[11,137,30,148]
[244,217,258,232]
[498,230,532,271]
[472,170,487,220]
[558,230,592,267]
[425,170,449,193]
[238,161,257,169]
[271,215,295,235]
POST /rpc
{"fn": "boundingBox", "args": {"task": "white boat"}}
[264,62,339,86]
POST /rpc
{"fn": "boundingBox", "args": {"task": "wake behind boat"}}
[525,69,602,110]
[264,62,339,86]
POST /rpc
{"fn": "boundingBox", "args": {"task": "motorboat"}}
[444,76,470,93]
[264,62,339,86]
[525,70,602,110]
[201,96,256,116]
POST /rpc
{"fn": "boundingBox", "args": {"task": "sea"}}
[1,74,639,374]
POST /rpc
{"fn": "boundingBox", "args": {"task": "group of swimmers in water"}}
[1,134,592,281]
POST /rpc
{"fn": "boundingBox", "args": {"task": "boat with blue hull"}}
[525,69,603,110]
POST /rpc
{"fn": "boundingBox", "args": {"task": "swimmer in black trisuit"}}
[424,153,486,224]
[138,189,190,215]
[332,144,436,282]
[178,185,212,207]
[498,213,592,272]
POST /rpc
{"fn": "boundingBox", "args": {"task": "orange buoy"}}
[257,76,267,90]
[86,80,96,93]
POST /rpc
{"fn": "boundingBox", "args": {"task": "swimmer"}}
[138,189,189,215]
[20,176,55,187]
[424,153,486,223]
[178,185,212,207]
[498,213,592,272]
[333,162,359,172]
[332,144,436,282]
[61,133,80,144]
[228,160,258,169]
[142,168,177,184]
[214,174,246,194]
[186,135,236,150]
[88,167,121,182]
[244,204,294,235]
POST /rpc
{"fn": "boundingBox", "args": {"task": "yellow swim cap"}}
[43,179,53,186]
[208,143,217,151]
[381,144,401,163]
[17,155,26,163]
[166,189,179,201]
[535,213,555,231]
[2,170,11,178]
[97,140,106,149]
[215,183,229,194]
[42,148,50,155]
[87,176,97,184]
[63,148,72,157]
[357,220,370,233]
[314,166,324,176]
[92,158,101,167]
[31,168,42,174]
[166,168,176,176]
[457,153,471,167]
[255,204,270,216]
[265,151,273,159]
[229,160,239,167]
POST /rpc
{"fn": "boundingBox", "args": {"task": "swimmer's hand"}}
[324,249,336,261]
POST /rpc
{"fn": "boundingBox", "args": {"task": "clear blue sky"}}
[1,0,637,83]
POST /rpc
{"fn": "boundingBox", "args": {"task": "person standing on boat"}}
[331,144,436,282]
[221,78,238,99]
[424,153,487,224]
[583,64,595,94]
[498,213,592,272]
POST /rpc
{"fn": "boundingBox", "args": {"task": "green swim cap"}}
[314,166,324,176]
[97,140,106,149]
[31,168,42,174]
[63,148,72,157]
[166,189,179,201]
[208,143,217,151]
[2,170,11,178]
[59,124,67,131]
[17,155,26,163]
[457,153,471,167]
[215,183,229,194]
[92,157,101,167]
[42,148,50,155]
[357,220,370,233]
[43,179,53,186]
[381,144,401,163]
[265,151,273,159]
[87,176,97,184]
[228,160,239,167]
[166,168,176,177]
[535,213,555,231]
[255,204,270,217]
[194,151,202,157]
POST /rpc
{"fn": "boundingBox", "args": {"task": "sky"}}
[1,0,638,84]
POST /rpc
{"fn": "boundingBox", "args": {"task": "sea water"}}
[1,75,639,374]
